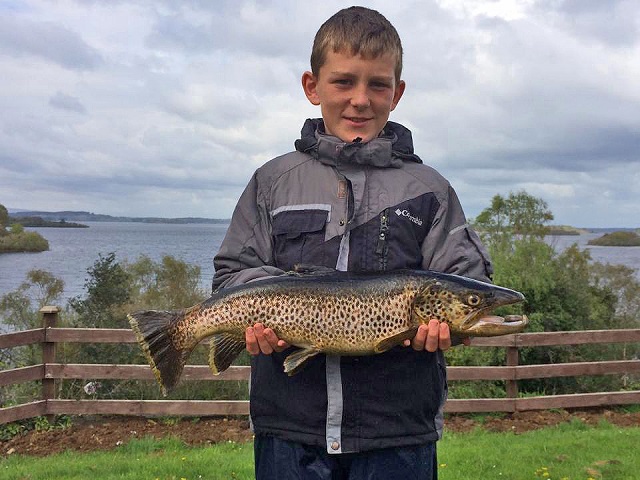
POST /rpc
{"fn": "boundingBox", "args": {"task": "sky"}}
[1,0,639,228]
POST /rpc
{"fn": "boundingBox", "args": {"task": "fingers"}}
[262,325,290,352]
[409,320,453,352]
[245,326,260,355]
[254,323,274,354]
[410,324,428,350]
[424,320,440,352]
[245,323,289,355]
[438,322,452,351]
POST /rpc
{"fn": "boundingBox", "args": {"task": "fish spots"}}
[131,271,527,395]
[193,272,508,355]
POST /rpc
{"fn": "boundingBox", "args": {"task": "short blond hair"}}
[310,6,403,82]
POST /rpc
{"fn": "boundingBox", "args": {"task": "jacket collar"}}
[294,118,422,168]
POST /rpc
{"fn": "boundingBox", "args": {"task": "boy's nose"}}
[350,88,371,110]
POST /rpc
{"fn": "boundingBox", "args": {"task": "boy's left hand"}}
[404,319,470,352]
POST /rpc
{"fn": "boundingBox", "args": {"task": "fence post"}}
[40,306,59,423]
[506,345,519,408]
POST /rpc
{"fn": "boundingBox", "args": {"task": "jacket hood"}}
[294,118,422,168]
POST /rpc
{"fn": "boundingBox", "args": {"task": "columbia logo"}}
[394,208,423,226]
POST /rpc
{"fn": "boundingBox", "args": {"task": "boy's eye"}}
[371,81,391,90]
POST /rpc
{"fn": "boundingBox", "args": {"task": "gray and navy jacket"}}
[212,118,492,454]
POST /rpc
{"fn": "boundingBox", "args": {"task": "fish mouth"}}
[463,312,529,335]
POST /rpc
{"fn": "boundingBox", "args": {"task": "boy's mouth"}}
[345,116,372,125]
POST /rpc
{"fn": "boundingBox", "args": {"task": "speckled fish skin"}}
[128,269,528,395]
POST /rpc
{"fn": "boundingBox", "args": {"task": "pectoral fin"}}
[283,347,321,376]
[209,333,246,375]
[373,328,418,353]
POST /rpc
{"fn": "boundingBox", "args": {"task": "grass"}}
[438,419,638,479]
[2,420,638,480]
[1,438,254,480]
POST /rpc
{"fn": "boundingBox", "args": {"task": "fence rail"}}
[1,306,639,424]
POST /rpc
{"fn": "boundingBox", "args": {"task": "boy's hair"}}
[310,6,403,82]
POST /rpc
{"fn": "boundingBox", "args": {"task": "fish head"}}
[411,274,528,337]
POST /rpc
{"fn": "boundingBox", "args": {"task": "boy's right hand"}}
[246,323,290,355]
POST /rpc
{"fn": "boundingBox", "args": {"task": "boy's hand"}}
[246,320,469,355]
[246,323,290,355]
[404,320,471,352]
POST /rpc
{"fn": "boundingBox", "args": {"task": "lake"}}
[1,223,639,305]
[546,232,640,276]
[0,222,229,302]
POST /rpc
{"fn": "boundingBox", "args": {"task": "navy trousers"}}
[254,435,438,480]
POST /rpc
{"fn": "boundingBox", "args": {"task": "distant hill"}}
[9,210,230,225]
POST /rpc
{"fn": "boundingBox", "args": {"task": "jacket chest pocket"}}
[271,208,330,271]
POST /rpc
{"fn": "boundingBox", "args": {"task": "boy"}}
[212,6,492,479]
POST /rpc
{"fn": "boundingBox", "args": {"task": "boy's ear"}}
[302,71,321,106]
[390,80,406,111]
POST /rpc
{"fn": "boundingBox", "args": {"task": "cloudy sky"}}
[1,0,639,228]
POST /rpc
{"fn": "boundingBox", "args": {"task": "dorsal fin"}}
[289,264,337,276]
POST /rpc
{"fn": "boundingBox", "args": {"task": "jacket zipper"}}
[376,208,389,271]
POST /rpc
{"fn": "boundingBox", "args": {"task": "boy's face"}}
[302,50,405,143]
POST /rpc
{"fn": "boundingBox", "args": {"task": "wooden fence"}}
[1,306,639,425]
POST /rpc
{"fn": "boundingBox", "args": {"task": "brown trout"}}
[129,269,528,395]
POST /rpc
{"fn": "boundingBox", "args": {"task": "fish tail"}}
[128,310,195,396]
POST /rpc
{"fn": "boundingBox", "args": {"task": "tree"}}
[1,270,65,405]
[447,190,632,397]
[474,190,554,242]
[127,255,204,310]
[69,252,131,329]
[590,262,640,329]
[0,204,8,234]
[10,223,24,235]
[62,253,212,400]
[0,270,64,333]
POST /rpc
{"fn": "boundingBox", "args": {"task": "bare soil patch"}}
[444,407,640,433]
[2,408,639,457]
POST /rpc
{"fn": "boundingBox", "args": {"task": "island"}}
[547,225,587,236]
[0,204,49,252]
[0,224,49,253]
[587,231,640,247]
[9,216,88,228]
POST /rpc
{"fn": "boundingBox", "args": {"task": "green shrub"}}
[0,230,49,252]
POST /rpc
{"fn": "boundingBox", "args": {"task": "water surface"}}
[1,225,638,306]
[0,222,229,302]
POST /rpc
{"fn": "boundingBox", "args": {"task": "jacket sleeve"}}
[421,185,493,283]
[212,171,285,292]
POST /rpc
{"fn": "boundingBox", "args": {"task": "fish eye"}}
[467,294,481,306]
